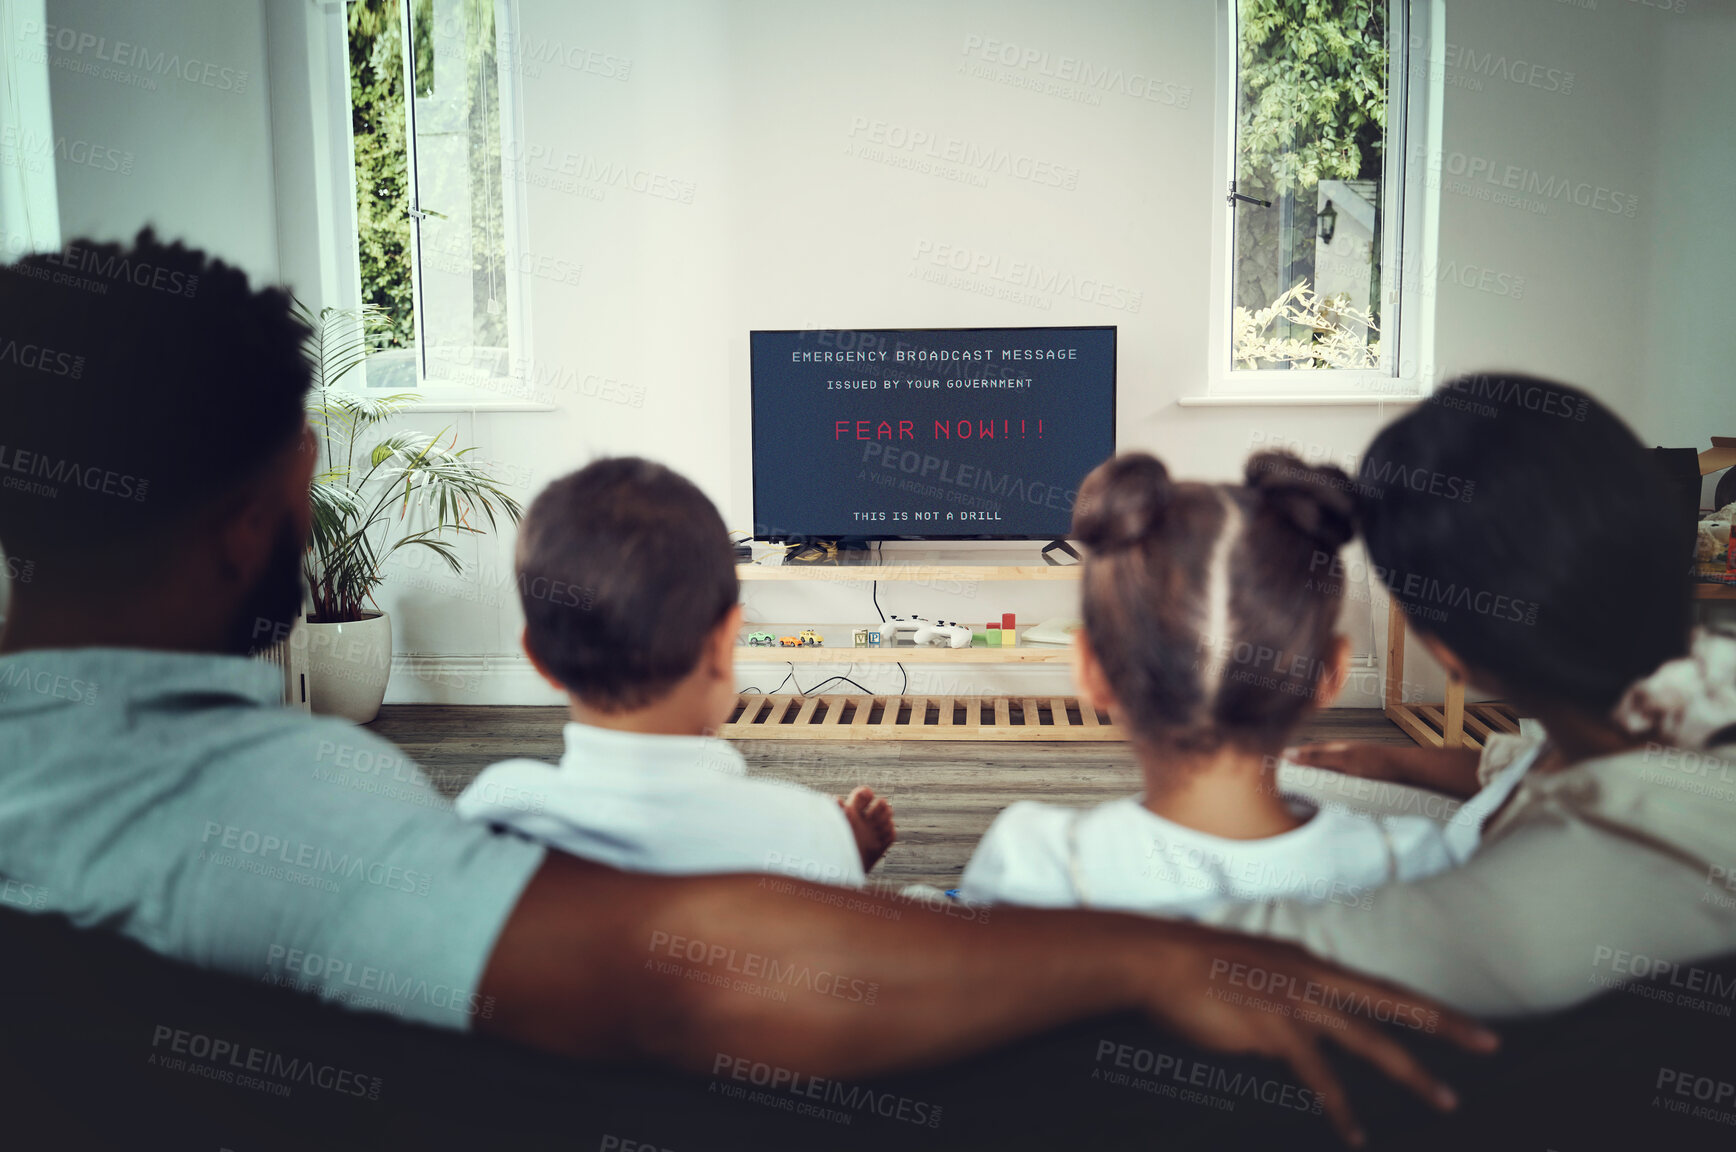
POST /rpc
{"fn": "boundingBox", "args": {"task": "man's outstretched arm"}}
[477,855,1496,1145]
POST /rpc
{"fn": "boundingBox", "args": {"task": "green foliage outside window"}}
[348,0,506,365]
[1232,0,1390,353]
[1236,0,1388,196]
[348,0,416,350]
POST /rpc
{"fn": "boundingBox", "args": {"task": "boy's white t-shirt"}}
[455,722,866,888]
[960,741,1542,917]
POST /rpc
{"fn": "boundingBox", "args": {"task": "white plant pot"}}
[303,611,393,724]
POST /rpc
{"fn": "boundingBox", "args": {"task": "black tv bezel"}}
[749,324,1118,544]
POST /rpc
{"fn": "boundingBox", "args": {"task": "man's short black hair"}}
[0,230,311,586]
[517,457,739,711]
[1358,373,1691,715]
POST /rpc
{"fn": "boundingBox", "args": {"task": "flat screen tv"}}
[750,326,1116,542]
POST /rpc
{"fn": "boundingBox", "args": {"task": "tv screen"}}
[750,326,1116,542]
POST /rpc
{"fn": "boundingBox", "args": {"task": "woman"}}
[1208,373,1736,1015]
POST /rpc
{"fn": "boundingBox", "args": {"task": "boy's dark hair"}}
[1073,450,1356,755]
[1358,373,1691,715]
[517,457,738,711]
[0,230,311,587]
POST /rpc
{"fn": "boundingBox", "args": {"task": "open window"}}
[1201,0,1439,403]
[345,0,532,401]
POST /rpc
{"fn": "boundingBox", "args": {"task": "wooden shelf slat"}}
[1384,703,1444,748]
[720,693,1125,742]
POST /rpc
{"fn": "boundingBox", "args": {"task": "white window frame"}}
[306,0,545,411]
[1190,0,1444,407]
[0,0,62,259]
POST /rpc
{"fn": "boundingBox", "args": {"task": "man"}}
[0,232,1488,1146]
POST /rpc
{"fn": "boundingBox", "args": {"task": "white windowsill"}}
[1177,393,1425,408]
[396,398,558,413]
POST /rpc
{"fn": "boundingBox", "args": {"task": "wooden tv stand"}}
[722,549,1122,741]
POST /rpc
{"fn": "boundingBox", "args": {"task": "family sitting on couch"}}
[2,232,1733,1147]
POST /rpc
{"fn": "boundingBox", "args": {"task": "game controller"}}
[874,614,928,646]
[913,620,973,649]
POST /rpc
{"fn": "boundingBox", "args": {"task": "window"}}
[345,0,528,398]
[1207,0,1436,399]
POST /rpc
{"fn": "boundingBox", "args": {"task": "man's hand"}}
[479,857,1495,1147]
[1287,741,1484,801]
[1133,922,1497,1145]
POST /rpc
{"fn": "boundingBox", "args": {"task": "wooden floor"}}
[369,706,1414,890]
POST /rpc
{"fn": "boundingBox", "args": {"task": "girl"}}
[961,451,1485,915]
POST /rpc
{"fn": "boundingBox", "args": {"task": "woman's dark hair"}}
[1073,450,1356,755]
[1358,373,1692,715]
[516,457,739,711]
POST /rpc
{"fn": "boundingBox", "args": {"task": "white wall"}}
[1634,1,1736,495]
[378,0,1734,705]
[378,0,1229,702]
[20,0,1729,701]
[37,0,279,283]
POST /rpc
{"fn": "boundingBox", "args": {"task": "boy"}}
[456,458,895,886]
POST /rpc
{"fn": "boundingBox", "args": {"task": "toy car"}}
[745,631,776,646]
[779,636,802,648]
[798,629,824,646]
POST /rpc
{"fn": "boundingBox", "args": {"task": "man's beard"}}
[226,515,307,656]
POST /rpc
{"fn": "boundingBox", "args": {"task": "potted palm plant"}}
[297,303,522,722]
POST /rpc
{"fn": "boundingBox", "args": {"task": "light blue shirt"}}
[0,648,545,1030]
